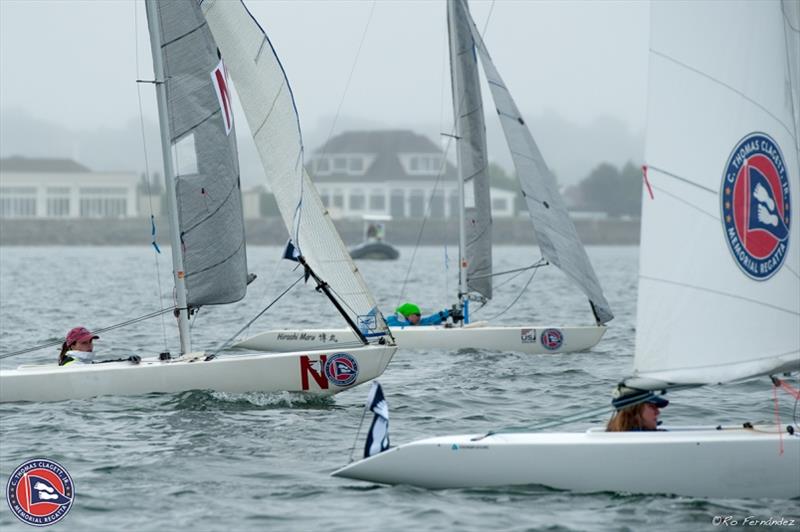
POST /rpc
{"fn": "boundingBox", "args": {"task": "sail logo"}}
[722,132,791,280]
[211,59,234,136]
[324,353,359,387]
[540,328,563,350]
[6,458,74,526]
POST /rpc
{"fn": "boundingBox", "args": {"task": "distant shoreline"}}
[0,217,640,246]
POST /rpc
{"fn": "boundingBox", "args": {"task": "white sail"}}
[460,1,614,324]
[630,0,800,389]
[200,0,389,340]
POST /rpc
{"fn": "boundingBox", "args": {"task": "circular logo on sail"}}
[721,132,791,280]
[540,328,563,351]
[324,353,359,387]
[6,458,75,527]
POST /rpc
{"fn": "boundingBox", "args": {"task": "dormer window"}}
[401,154,442,175]
[311,154,371,176]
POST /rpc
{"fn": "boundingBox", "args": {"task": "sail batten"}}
[633,0,800,388]
[201,0,389,340]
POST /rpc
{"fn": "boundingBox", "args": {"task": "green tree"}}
[578,161,642,217]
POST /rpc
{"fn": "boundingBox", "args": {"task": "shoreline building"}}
[0,157,140,219]
[308,130,517,220]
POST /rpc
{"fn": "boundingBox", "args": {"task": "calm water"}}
[0,245,797,531]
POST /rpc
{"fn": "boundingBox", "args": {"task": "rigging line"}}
[481,265,539,321]
[640,274,800,316]
[397,133,455,302]
[649,165,717,195]
[472,405,613,439]
[314,1,377,181]
[469,259,547,281]
[651,48,797,141]
[399,0,498,303]
[208,274,305,357]
[0,307,176,359]
[135,0,169,352]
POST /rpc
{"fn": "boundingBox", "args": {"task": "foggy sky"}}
[0,0,649,183]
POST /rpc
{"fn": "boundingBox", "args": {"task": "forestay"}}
[147,0,248,306]
[459,1,613,324]
[448,0,492,300]
[200,0,389,339]
[629,0,800,389]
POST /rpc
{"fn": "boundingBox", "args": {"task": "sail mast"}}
[145,0,191,354]
[448,2,468,309]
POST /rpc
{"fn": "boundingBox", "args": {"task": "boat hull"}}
[0,345,396,403]
[349,241,399,260]
[332,426,800,498]
[234,324,606,354]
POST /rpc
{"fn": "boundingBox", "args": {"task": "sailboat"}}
[331,0,800,498]
[233,0,613,355]
[0,0,396,403]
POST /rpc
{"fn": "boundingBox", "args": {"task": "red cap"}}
[65,326,99,346]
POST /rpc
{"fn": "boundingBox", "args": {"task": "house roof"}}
[314,130,444,155]
[310,130,457,183]
[0,156,91,173]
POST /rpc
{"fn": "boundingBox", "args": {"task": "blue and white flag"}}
[364,381,390,458]
[27,475,72,505]
[282,239,301,262]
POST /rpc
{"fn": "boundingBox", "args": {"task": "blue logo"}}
[721,132,791,280]
[6,458,75,527]
[540,328,564,351]
[324,353,359,387]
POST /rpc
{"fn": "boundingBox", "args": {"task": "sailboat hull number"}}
[721,132,791,280]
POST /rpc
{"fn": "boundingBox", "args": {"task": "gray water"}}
[0,245,797,531]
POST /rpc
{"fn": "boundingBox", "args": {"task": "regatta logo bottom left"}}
[6,458,75,527]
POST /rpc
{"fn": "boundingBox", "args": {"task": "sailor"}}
[58,326,141,366]
[606,385,669,431]
[384,302,451,327]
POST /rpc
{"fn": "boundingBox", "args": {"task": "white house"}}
[0,157,140,219]
[309,130,517,220]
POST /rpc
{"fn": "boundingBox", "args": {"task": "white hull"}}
[234,323,606,354]
[332,426,800,498]
[0,346,396,403]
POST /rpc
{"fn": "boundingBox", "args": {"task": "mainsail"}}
[457,0,613,324]
[200,0,390,339]
[629,0,799,389]
[448,0,492,301]
[146,0,248,307]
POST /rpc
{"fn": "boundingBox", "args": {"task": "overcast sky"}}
[1,0,648,139]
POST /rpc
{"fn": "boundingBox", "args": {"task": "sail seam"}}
[160,21,206,49]
[185,239,246,283]
[640,274,799,316]
[253,84,285,140]
[172,109,224,143]
[651,49,796,140]
[180,178,240,235]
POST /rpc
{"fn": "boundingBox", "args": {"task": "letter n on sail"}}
[300,355,329,391]
[211,59,233,135]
